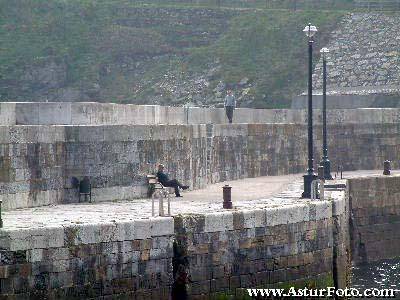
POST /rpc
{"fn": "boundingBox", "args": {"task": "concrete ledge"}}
[204,212,234,233]
[0,103,16,125]
[4,102,400,126]
[1,190,63,211]
[0,180,348,299]
[0,197,343,250]
[348,174,400,264]
[0,217,174,251]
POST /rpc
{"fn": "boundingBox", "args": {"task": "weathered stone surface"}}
[171,188,348,298]
[5,102,400,125]
[313,14,400,96]
[349,175,400,264]
[2,105,400,211]
[0,180,355,299]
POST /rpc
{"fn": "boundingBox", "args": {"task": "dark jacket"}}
[156,171,169,185]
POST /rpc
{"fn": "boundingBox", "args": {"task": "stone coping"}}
[0,179,346,251]
[1,170,394,232]
[2,102,400,125]
[1,170,395,251]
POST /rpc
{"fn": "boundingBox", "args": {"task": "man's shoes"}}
[176,195,183,198]
[182,186,189,190]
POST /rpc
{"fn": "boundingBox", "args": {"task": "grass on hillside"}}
[0,0,344,108]
[188,10,344,108]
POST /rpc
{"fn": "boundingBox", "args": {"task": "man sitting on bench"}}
[156,164,189,197]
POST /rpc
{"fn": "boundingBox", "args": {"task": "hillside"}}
[0,1,344,108]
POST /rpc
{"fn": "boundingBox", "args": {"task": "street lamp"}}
[302,23,318,198]
[319,47,333,180]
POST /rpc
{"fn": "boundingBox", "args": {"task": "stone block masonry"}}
[0,124,208,210]
[173,194,350,299]
[2,102,400,126]
[0,190,350,299]
[2,122,400,210]
[0,218,175,299]
[210,123,400,184]
[4,175,400,299]
[348,175,400,264]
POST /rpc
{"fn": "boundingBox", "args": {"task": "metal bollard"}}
[311,166,325,201]
[311,179,324,201]
[311,180,319,200]
[159,194,164,216]
[336,165,343,179]
[383,160,391,175]
[318,166,325,181]
[223,185,232,209]
[318,166,324,201]
[152,190,170,217]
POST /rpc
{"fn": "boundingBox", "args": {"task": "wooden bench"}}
[147,175,172,216]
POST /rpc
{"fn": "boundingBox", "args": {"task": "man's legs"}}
[225,107,230,123]
[164,179,188,197]
[226,106,233,123]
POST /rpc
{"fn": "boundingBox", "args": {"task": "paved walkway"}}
[1,170,395,231]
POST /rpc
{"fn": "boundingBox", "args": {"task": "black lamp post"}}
[302,23,318,198]
[319,47,333,180]
[0,199,2,228]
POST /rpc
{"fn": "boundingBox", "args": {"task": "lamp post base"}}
[302,173,317,198]
[320,159,333,180]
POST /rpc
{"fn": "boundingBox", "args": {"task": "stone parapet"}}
[0,218,174,299]
[348,175,400,264]
[0,124,208,210]
[173,192,349,298]
[2,102,400,125]
[0,189,349,299]
[1,122,400,210]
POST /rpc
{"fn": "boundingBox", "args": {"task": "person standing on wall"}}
[224,89,236,124]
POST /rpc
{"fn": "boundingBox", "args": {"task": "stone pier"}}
[0,175,351,299]
[0,102,400,299]
[3,171,400,299]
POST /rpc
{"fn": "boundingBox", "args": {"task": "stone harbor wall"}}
[2,102,400,126]
[0,218,175,299]
[209,124,305,182]
[322,123,400,172]
[348,175,400,264]
[61,125,207,204]
[2,122,400,210]
[0,192,349,299]
[0,104,15,126]
[291,94,400,109]
[0,125,207,210]
[0,126,66,210]
[210,122,400,184]
[2,173,400,299]
[174,196,349,299]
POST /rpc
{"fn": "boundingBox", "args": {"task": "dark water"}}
[352,258,400,298]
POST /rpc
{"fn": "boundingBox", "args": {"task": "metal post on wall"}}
[319,47,333,180]
[223,185,232,209]
[383,160,391,175]
[302,23,318,198]
[0,199,3,228]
